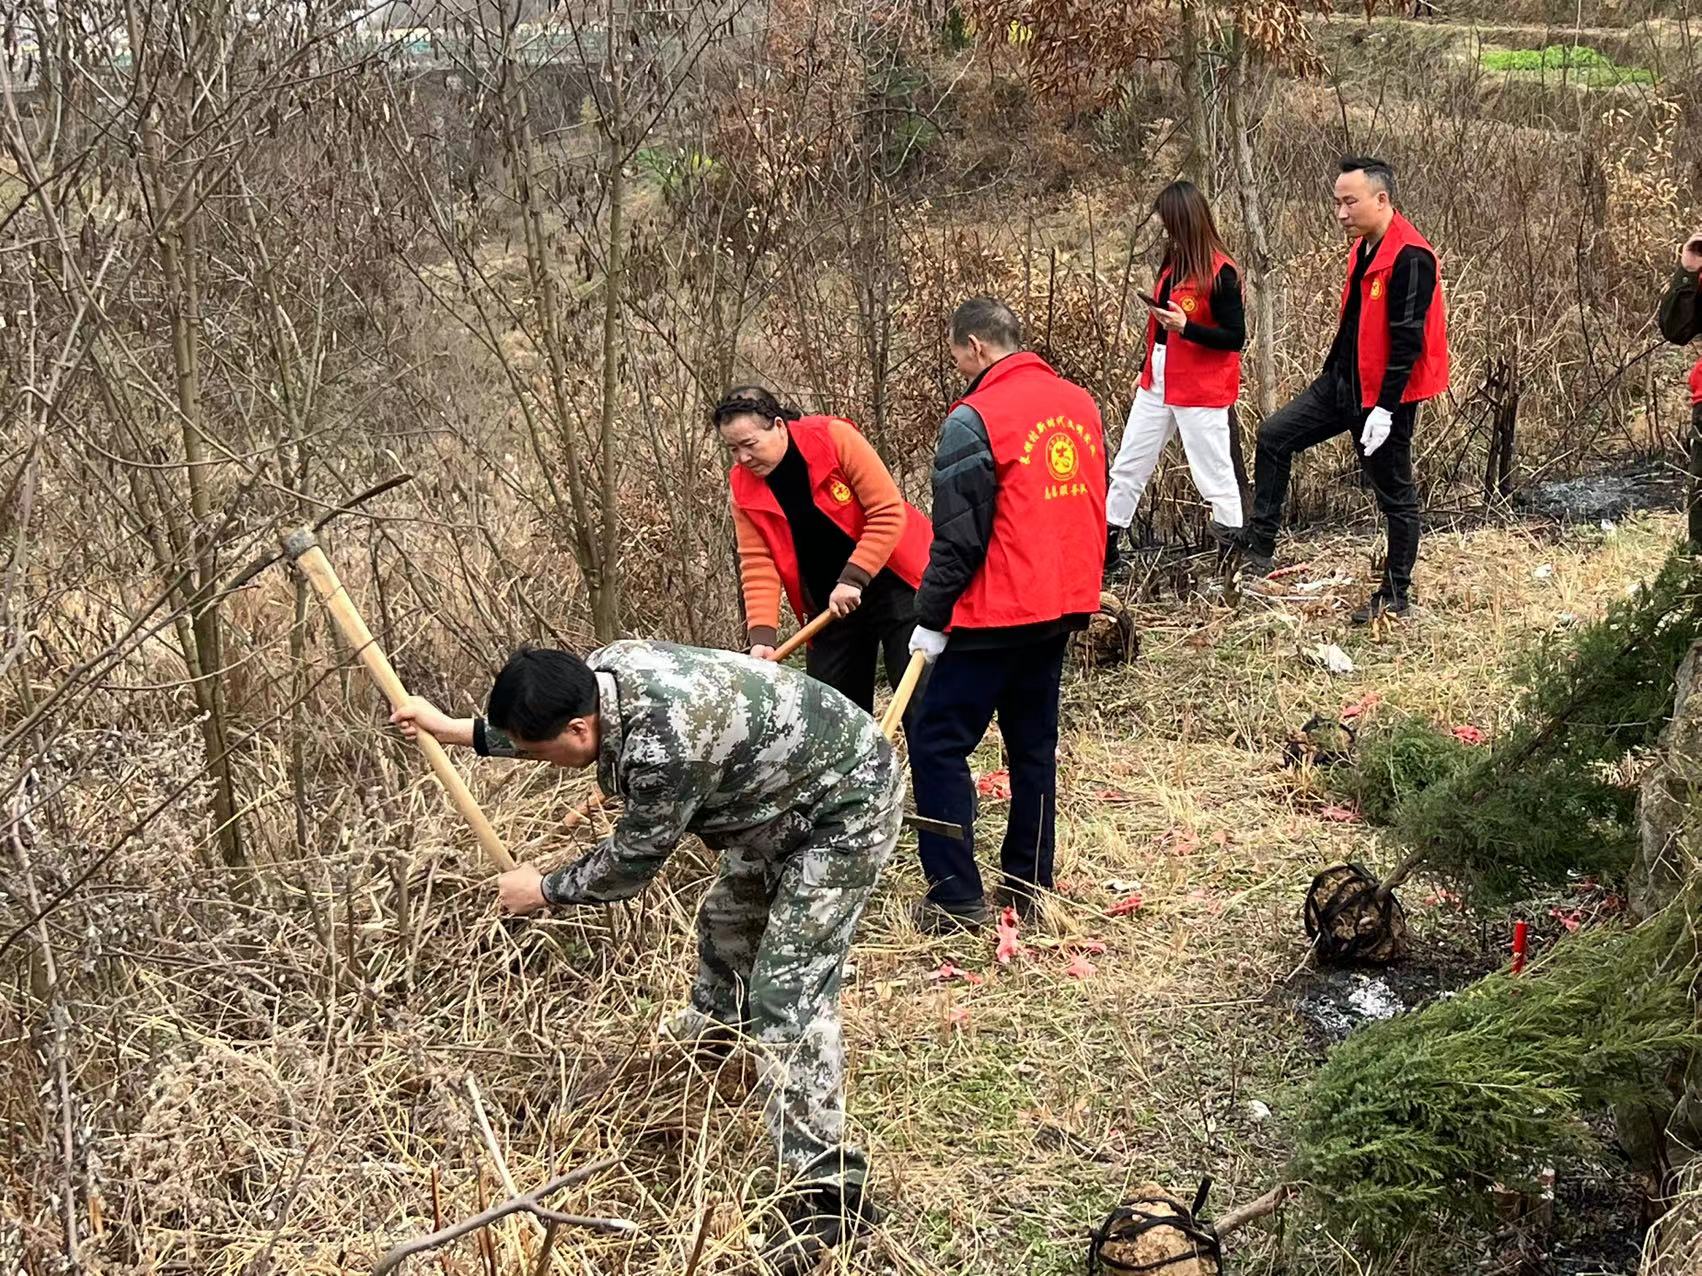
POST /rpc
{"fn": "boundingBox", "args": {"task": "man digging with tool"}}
[391,641,901,1272]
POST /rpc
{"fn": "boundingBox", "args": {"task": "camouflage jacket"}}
[479,641,901,905]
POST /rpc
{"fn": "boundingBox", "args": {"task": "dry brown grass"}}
[3,507,1680,1276]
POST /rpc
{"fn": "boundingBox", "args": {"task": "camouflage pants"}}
[689,756,903,1190]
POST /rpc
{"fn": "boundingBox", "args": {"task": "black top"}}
[765,433,854,612]
[1154,261,1246,352]
[913,356,1092,650]
[1323,238,1438,411]
[1659,266,1700,346]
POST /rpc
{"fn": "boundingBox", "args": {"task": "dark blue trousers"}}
[909,634,1067,906]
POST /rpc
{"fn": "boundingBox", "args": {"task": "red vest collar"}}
[1159,249,1235,293]
[957,350,1053,404]
[1356,211,1425,277]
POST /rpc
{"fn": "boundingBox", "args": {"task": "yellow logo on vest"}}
[1180,296,1197,314]
[1018,415,1098,502]
[1047,434,1079,482]
[828,478,854,505]
[1369,278,1383,301]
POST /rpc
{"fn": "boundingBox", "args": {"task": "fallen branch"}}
[1212,1182,1296,1237]
[371,1159,635,1276]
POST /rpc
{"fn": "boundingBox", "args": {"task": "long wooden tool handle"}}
[879,651,928,741]
[284,529,516,872]
[768,610,835,663]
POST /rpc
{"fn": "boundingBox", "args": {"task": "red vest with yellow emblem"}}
[949,353,1108,630]
[729,415,933,621]
[1138,251,1242,408]
[1341,211,1449,408]
[1688,356,1702,405]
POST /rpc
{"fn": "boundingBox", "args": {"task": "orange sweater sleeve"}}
[732,501,785,647]
[831,418,906,589]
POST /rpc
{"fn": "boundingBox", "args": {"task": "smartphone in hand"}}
[1136,290,1162,308]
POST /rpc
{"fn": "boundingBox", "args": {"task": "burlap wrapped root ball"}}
[1072,591,1140,668]
[1088,1183,1221,1276]
[1303,862,1409,965]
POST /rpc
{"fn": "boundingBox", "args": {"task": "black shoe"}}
[1103,526,1129,584]
[911,897,993,934]
[1232,529,1275,576]
[1352,590,1411,624]
[996,885,1044,922]
[762,1184,882,1274]
[1207,520,1240,549]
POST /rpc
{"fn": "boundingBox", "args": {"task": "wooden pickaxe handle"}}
[768,610,835,663]
[879,651,928,741]
[283,528,516,872]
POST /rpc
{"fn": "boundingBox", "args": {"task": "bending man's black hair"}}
[486,646,598,742]
[711,383,802,430]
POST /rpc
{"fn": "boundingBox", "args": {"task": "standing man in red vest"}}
[1236,156,1449,623]
[905,297,1108,932]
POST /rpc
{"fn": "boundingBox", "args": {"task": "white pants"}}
[1106,345,1244,529]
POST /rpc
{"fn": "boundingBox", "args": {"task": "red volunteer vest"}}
[1688,355,1702,405]
[1340,211,1450,408]
[949,352,1108,630]
[729,416,934,624]
[1138,251,1242,409]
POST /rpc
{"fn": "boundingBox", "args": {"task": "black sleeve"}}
[914,404,997,631]
[1658,269,1702,345]
[1181,263,1247,353]
[1376,245,1438,411]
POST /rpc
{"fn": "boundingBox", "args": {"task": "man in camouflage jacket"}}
[392,641,901,1270]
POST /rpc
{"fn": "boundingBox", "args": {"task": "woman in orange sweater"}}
[717,386,934,714]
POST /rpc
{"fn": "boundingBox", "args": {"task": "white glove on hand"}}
[909,626,948,664]
[1360,406,1393,457]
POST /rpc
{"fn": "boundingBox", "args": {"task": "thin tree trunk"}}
[128,0,245,873]
[1180,0,1212,194]
[1228,33,1276,419]
[499,35,620,638]
[595,10,627,642]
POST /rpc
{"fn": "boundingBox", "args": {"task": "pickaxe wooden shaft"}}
[879,650,927,740]
[881,652,964,839]
[283,528,516,872]
[768,610,835,663]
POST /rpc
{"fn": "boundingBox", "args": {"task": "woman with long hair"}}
[716,385,933,714]
[1104,180,1247,578]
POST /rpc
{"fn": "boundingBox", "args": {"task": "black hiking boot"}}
[911,897,994,935]
[1232,528,1275,577]
[996,884,1044,923]
[1103,526,1129,585]
[761,1183,883,1275]
[1352,589,1411,625]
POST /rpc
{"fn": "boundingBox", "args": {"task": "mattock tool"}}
[283,527,516,872]
[880,650,965,841]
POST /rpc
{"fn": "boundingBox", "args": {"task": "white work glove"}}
[909,626,948,664]
[1360,406,1393,458]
